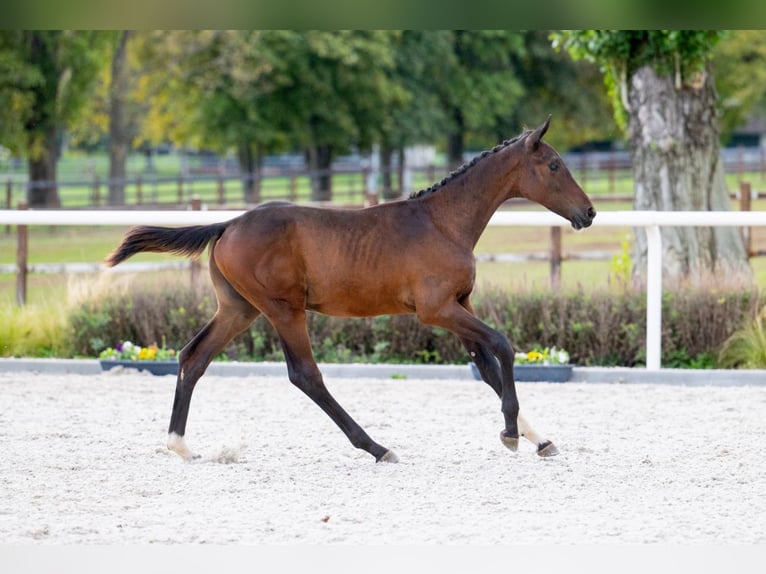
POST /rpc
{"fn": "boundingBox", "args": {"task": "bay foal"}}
[105,116,595,463]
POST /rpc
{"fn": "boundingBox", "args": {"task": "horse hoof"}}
[167,432,199,462]
[377,450,399,463]
[499,430,519,452]
[537,441,560,457]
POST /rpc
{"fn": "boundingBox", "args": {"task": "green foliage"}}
[552,30,723,131]
[0,299,71,357]
[59,278,760,369]
[713,30,766,141]
[718,309,766,368]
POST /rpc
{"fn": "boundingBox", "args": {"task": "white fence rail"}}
[3,208,766,371]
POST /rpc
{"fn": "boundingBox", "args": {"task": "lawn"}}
[2,196,766,305]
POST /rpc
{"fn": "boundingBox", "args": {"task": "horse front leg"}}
[463,338,559,457]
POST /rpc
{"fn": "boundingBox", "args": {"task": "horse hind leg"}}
[271,310,397,463]
[167,256,260,461]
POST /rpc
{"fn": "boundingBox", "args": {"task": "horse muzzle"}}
[571,206,596,230]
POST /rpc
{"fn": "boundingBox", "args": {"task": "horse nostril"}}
[587,206,596,220]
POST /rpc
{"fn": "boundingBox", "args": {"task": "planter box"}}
[99,360,178,376]
[470,362,572,383]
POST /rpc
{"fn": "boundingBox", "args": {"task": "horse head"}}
[517,116,596,230]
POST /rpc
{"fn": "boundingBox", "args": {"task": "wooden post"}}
[289,171,298,202]
[136,174,143,205]
[92,175,101,206]
[217,171,225,205]
[177,175,184,205]
[190,196,202,285]
[550,226,562,290]
[16,200,28,306]
[740,181,753,256]
[5,179,11,236]
[250,169,261,203]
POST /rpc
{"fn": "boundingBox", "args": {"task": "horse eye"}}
[549,160,560,172]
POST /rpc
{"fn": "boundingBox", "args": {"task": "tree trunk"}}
[627,63,751,281]
[108,30,131,206]
[379,144,398,200]
[237,141,259,202]
[27,126,59,208]
[447,107,465,171]
[308,143,333,202]
[25,32,60,208]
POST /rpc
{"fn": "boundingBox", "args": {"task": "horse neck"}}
[421,144,523,249]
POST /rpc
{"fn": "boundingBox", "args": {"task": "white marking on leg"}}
[167,432,197,461]
[517,412,544,447]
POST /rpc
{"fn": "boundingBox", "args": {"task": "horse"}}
[105,116,595,464]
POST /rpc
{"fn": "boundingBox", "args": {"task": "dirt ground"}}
[1,369,765,545]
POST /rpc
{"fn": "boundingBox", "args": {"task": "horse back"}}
[213,201,475,317]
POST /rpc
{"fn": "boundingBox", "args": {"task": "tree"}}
[430,31,526,170]
[555,30,751,281]
[0,31,110,207]
[258,31,403,201]
[713,30,766,141]
[108,30,132,206]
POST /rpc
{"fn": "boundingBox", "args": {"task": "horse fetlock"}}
[499,430,519,452]
[167,432,200,461]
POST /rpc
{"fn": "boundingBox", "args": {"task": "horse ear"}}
[525,115,552,151]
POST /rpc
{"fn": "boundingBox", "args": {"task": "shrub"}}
[718,308,766,368]
[63,275,761,368]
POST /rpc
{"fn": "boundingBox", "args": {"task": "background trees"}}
[0,30,111,207]
[555,30,752,281]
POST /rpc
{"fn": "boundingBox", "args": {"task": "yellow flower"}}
[527,351,544,363]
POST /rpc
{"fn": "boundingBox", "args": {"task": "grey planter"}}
[469,362,572,383]
[100,360,179,376]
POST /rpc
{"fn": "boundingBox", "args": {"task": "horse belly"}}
[306,274,412,317]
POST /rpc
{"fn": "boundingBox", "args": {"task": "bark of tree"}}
[379,144,399,200]
[27,126,59,208]
[237,142,261,203]
[25,32,60,208]
[108,31,131,206]
[627,63,751,281]
[307,143,333,202]
[446,107,465,171]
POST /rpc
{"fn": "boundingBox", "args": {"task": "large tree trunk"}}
[108,30,131,206]
[628,63,751,281]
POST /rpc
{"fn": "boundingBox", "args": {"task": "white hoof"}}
[378,450,399,463]
[167,432,200,461]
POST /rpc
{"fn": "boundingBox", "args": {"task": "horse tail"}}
[104,222,229,267]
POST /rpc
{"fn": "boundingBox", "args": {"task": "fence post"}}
[289,171,298,202]
[92,175,101,206]
[136,174,143,206]
[16,200,28,306]
[217,171,226,205]
[177,174,184,204]
[190,196,202,285]
[740,181,752,256]
[550,226,562,290]
[5,179,11,236]
[645,225,662,370]
[250,171,261,204]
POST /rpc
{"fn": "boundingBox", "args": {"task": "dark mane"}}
[408,131,530,200]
